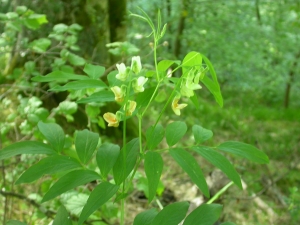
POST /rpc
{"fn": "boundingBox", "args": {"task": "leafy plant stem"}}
[207,181,234,204]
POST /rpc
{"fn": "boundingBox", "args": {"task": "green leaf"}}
[38,121,65,152]
[133,208,158,225]
[169,148,209,197]
[192,125,213,144]
[67,52,85,66]
[218,141,269,164]
[28,38,51,53]
[201,76,223,107]
[24,14,48,30]
[113,138,139,185]
[50,79,107,91]
[165,121,187,146]
[6,220,28,225]
[60,192,89,216]
[31,70,88,82]
[55,101,78,115]
[0,141,55,161]
[189,94,200,110]
[53,205,72,225]
[145,152,163,202]
[75,129,99,164]
[107,71,122,87]
[42,170,101,202]
[136,87,157,109]
[96,143,120,178]
[193,146,242,189]
[53,23,68,33]
[146,124,164,150]
[83,63,105,79]
[78,182,119,225]
[157,60,180,77]
[77,90,115,104]
[183,203,222,225]
[16,6,28,15]
[16,155,82,184]
[181,51,202,75]
[151,201,189,225]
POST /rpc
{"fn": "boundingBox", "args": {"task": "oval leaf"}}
[75,129,99,164]
[165,121,187,146]
[0,141,55,161]
[96,143,120,178]
[181,51,202,75]
[38,121,65,152]
[192,125,213,144]
[183,203,222,225]
[145,151,163,202]
[16,155,82,184]
[169,148,209,198]
[78,182,119,225]
[193,146,242,189]
[42,170,101,202]
[83,63,105,79]
[113,138,139,185]
[218,141,269,164]
[53,205,72,225]
[146,124,164,150]
[151,201,189,225]
[133,208,158,225]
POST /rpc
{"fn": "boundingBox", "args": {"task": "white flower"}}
[116,63,128,81]
[171,95,187,116]
[111,86,125,102]
[124,100,137,116]
[132,76,148,93]
[131,56,142,74]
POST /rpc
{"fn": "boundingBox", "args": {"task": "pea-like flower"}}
[180,68,202,97]
[103,112,120,127]
[132,76,148,93]
[111,85,126,102]
[131,56,142,74]
[172,95,188,116]
[124,100,137,116]
[116,63,128,81]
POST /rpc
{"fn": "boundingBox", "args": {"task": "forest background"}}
[0,0,299,225]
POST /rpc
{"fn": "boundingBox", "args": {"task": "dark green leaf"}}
[42,170,101,202]
[75,129,99,164]
[218,141,269,164]
[77,90,115,104]
[133,208,158,225]
[53,205,72,225]
[31,70,88,82]
[96,143,120,178]
[169,148,209,197]
[16,155,82,184]
[78,182,119,225]
[50,79,107,91]
[38,121,65,152]
[83,63,105,79]
[183,204,222,225]
[145,152,163,202]
[192,125,213,144]
[146,124,164,150]
[193,146,242,189]
[151,201,189,225]
[113,138,139,185]
[0,141,55,161]
[165,121,187,146]
[136,87,157,109]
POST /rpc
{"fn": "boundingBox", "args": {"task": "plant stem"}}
[207,181,233,204]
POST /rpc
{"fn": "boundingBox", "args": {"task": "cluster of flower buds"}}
[103,56,148,127]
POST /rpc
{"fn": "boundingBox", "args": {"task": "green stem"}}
[207,181,233,204]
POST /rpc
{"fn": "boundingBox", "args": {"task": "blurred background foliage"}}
[0,0,299,224]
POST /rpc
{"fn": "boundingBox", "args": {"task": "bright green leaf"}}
[146,124,164,150]
[77,90,115,104]
[165,121,187,146]
[68,52,85,66]
[0,141,55,161]
[78,182,119,225]
[169,148,209,197]
[42,170,101,202]
[38,121,65,152]
[151,201,189,225]
[24,14,48,30]
[53,23,68,33]
[50,79,107,91]
[193,146,242,189]
[157,60,180,72]
[181,51,202,75]
[75,129,99,164]
[192,125,213,144]
[133,208,158,225]
[16,155,82,184]
[218,141,269,164]
[83,63,105,79]
[96,143,120,178]
[183,203,222,225]
[113,138,139,185]
[31,70,88,82]
[29,38,51,53]
[60,192,89,216]
[145,152,163,202]
[53,205,72,225]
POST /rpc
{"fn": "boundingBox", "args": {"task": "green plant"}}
[0,9,269,225]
